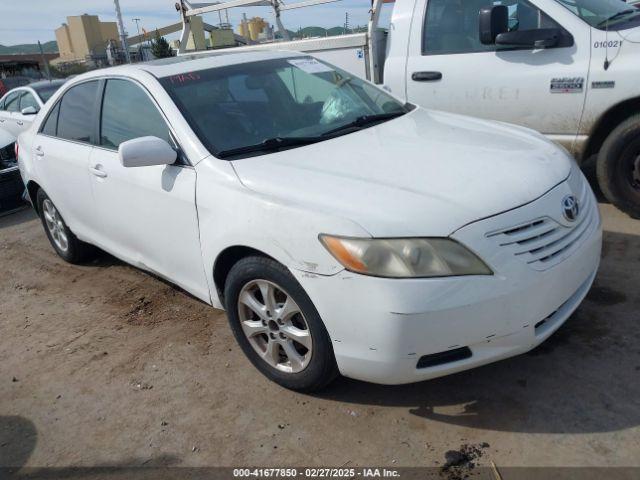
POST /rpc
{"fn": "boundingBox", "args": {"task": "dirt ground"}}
[1,199,639,476]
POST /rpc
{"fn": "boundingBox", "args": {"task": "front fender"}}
[195,158,369,308]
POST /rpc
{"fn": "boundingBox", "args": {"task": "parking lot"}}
[1,193,639,476]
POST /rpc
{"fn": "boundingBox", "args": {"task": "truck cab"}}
[384,0,640,217]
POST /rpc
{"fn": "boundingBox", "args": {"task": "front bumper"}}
[293,171,602,385]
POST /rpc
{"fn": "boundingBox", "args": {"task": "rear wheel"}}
[36,189,94,263]
[224,256,338,391]
[596,114,640,218]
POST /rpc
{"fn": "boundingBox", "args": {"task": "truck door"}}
[405,0,590,148]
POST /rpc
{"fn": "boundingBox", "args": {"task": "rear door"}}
[405,0,590,146]
[88,77,209,300]
[33,80,100,240]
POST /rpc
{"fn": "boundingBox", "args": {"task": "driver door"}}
[406,0,590,143]
[88,78,209,301]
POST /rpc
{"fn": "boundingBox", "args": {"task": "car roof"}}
[28,79,67,92]
[76,49,305,81]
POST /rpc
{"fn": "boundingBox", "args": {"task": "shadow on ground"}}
[0,416,37,468]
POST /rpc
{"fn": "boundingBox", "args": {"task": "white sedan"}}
[17,51,602,391]
[0,80,66,137]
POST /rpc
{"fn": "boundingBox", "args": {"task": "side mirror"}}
[479,5,508,45]
[496,28,561,48]
[21,106,38,115]
[119,136,177,168]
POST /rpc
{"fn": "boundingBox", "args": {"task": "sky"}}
[0,0,387,46]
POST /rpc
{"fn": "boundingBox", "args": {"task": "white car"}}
[0,80,66,137]
[17,51,602,390]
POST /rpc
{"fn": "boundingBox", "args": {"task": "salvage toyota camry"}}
[17,51,602,391]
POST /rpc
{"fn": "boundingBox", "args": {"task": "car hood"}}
[231,109,571,237]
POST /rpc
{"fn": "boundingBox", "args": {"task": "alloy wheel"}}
[42,199,69,253]
[237,279,312,373]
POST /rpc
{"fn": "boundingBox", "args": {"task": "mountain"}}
[0,41,58,55]
[294,26,367,38]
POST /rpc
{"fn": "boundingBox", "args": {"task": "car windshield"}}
[159,56,408,159]
[555,0,640,29]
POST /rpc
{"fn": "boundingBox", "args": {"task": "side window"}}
[100,79,171,149]
[40,102,61,136]
[423,0,564,55]
[4,92,21,112]
[57,81,99,143]
[20,92,39,112]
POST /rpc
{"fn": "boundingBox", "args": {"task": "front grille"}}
[486,177,596,271]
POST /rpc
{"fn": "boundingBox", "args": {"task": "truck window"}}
[423,0,564,55]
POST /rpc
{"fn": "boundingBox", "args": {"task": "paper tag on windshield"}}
[288,58,334,74]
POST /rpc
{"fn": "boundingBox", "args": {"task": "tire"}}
[596,114,640,219]
[36,189,94,264]
[224,256,338,392]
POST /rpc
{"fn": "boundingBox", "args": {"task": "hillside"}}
[295,25,367,38]
[0,41,58,55]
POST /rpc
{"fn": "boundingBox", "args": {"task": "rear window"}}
[57,81,99,143]
[35,85,62,103]
[41,102,60,136]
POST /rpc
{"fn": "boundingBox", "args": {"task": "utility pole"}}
[133,18,141,37]
[133,18,142,62]
[114,0,131,63]
[37,41,51,80]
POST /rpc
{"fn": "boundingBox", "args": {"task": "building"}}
[52,14,121,67]
[237,16,272,42]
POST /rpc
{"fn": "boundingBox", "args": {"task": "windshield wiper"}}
[321,112,406,137]
[597,9,637,27]
[217,136,324,159]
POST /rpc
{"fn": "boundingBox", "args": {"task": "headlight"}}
[319,235,492,278]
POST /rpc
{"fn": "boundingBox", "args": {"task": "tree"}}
[150,31,174,59]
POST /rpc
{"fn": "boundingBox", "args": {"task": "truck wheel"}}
[224,256,338,392]
[596,114,640,218]
[36,189,94,264]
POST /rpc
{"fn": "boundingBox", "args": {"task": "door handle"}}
[412,71,443,82]
[17,120,24,126]
[35,146,45,157]
[0,119,4,123]
[89,165,108,178]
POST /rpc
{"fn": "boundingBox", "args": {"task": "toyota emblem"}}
[562,195,580,222]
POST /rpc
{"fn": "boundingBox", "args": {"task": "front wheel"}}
[224,256,338,392]
[596,114,640,218]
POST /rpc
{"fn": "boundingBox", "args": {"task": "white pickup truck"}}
[179,0,640,218]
